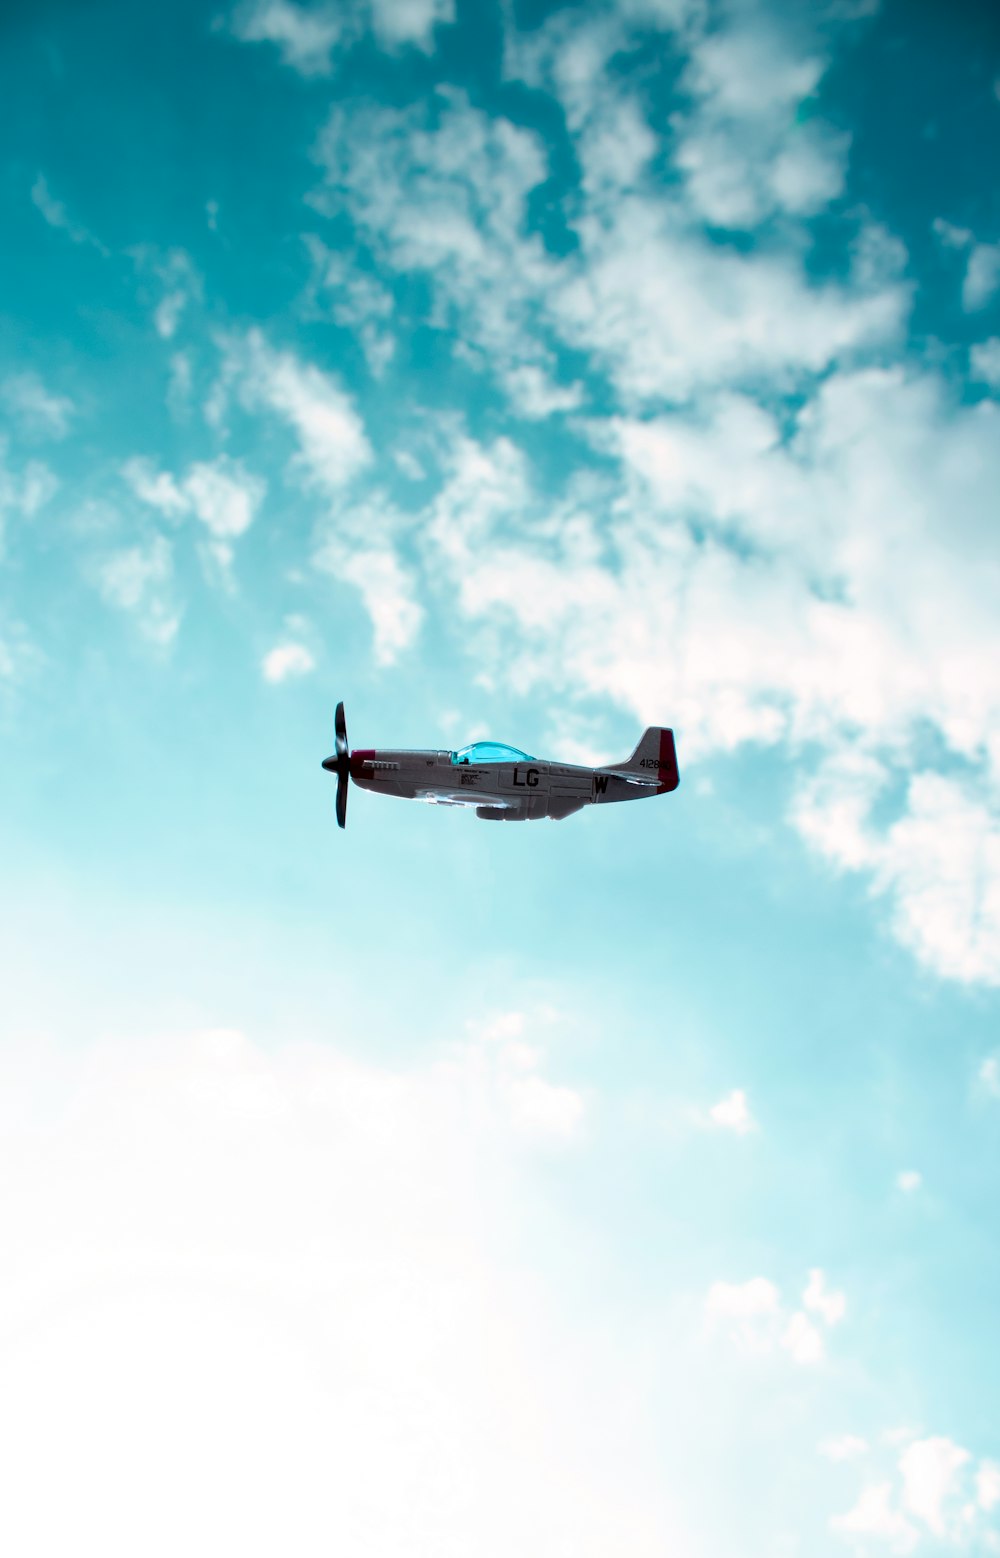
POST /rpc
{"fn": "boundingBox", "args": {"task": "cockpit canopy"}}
[450,741,535,765]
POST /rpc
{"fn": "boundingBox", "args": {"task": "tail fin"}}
[613,727,679,792]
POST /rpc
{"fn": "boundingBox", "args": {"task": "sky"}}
[2,0,1000,1552]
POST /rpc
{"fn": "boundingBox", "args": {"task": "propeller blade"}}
[335,701,348,758]
[336,771,348,830]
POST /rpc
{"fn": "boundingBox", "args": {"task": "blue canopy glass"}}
[450,741,535,765]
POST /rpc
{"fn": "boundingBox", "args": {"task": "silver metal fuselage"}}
[349,748,663,821]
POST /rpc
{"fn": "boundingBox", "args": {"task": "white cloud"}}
[899,1436,970,1536]
[832,1482,919,1553]
[220,328,371,492]
[705,1276,781,1321]
[963,243,1000,311]
[313,85,903,412]
[706,1268,847,1368]
[557,211,905,405]
[500,363,584,419]
[131,247,201,340]
[411,356,1000,986]
[19,461,59,517]
[122,457,189,517]
[122,456,265,581]
[980,1056,1000,1097]
[368,0,454,50]
[971,337,1000,388]
[457,1009,584,1143]
[506,1073,586,1141]
[672,22,849,229]
[302,237,396,377]
[979,1462,1000,1513]
[704,1276,828,1365]
[1,442,58,555]
[228,0,453,73]
[261,642,316,682]
[876,775,1000,987]
[168,350,194,415]
[821,1434,869,1462]
[312,92,555,393]
[782,1310,825,1365]
[155,291,187,339]
[183,459,265,539]
[895,1170,922,1194]
[94,536,180,647]
[0,1024,653,1558]
[315,539,423,667]
[933,216,973,250]
[803,767,1000,988]
[803,1268,846,1327]
[228,0,349,74]
[707,1087,755,1134]
[834,1434,1000,1551]
[1,372,74,439]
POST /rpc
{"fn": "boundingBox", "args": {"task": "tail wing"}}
[610,727,679,792]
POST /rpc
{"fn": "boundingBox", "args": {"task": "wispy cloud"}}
[314,537,423,667]
[94,535,180,647]
[832,1481,919,1553]
[122,455,265,582]
[30,173,107,254]
[460,1008,585,1143]
[216,328,371,492]
[1,442,58,558]
[1,373,74,440]
[970,337,1000,388]
[963,243,1000,312]
[821,1434,869,1462]
[979,1056,1000,1098]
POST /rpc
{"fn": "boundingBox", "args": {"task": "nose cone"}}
[321,755,338,773]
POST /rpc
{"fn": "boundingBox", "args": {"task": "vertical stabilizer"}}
[612,728,679,792]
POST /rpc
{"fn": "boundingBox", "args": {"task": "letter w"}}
[594,774,609,795]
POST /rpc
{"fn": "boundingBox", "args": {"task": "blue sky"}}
[2,0,1000,1552]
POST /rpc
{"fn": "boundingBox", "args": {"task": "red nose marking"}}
[350,748,376,779]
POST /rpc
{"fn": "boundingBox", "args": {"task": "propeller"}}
[321,701,350,829]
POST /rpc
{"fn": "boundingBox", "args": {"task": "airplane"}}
[321,703,679,828]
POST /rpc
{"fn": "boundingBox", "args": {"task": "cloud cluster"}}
[228,0,454,75]
[123,453,266,581]
[833,1434,1000,1554]
[704,1267,846,1365]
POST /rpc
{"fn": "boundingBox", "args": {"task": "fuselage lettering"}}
[513,766,540,788]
